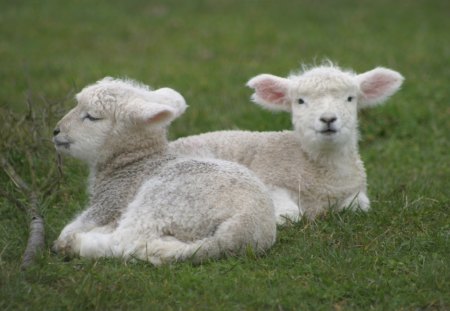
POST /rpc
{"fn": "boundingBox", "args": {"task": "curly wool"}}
[171,63,404,221]
[52,77,276,265]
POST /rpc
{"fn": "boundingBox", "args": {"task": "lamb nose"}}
[53,127,60,136]
[320,114,337,124]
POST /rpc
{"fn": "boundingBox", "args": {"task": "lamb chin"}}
[55,142,71,152]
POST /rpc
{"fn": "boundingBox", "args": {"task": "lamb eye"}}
[84,113,101,121]
[298,98,305,105]
[347,96,354,102]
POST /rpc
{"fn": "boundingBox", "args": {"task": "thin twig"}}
[40,153,63,198]
[21,192,45,270]
[0,188,27,212]
[1,156,45,270]
[2,157,31,194]
[25,149,37,190]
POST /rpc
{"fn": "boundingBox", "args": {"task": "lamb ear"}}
[150,88,187,118]
[246,74,292,112]
[126,99,177,127]
[357,67,404,108]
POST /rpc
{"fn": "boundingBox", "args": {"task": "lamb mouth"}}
[54,141,71,149]
[320,129,338,135]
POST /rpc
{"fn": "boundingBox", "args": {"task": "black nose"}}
[53,127,60,136]
[320,115,337,125]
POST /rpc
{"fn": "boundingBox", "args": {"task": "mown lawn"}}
[1,0,449,309]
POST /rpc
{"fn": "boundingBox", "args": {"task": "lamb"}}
[52,77,276,265]
[170,63,404,222]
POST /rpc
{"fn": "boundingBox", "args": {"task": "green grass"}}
[1,0,449,309]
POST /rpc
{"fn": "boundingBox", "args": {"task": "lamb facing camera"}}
[170,63,404,222]
[52,78,276,265]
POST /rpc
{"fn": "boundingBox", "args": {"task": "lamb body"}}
[171,130,366,220]
[170,63,404,221]
[52,78,276,265]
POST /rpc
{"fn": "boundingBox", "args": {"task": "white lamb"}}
[170,63,404,222]
[52,77,276,265]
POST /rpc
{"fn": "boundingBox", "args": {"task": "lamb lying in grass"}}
[170,63,404,222]
[52,78,276,265]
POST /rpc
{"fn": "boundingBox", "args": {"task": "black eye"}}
[298,98,305,104]
[347,96,354,102]
[84,113,101,121]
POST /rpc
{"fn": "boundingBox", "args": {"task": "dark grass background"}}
[1,0,449,309]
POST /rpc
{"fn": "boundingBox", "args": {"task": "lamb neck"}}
[95,128,169,173]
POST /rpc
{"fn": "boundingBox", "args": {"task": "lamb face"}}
[247,64,404,158]
[53,102,115,163]
[289,72,360,153]
[53,78,184,165]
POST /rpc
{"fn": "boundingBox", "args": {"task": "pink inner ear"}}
[256,80,286,104]
[147,111,171,124]
[361,73,396,100]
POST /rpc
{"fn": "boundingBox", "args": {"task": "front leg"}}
[341,192,370,212]
[269,186,302,225]
[52,211,97,256]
